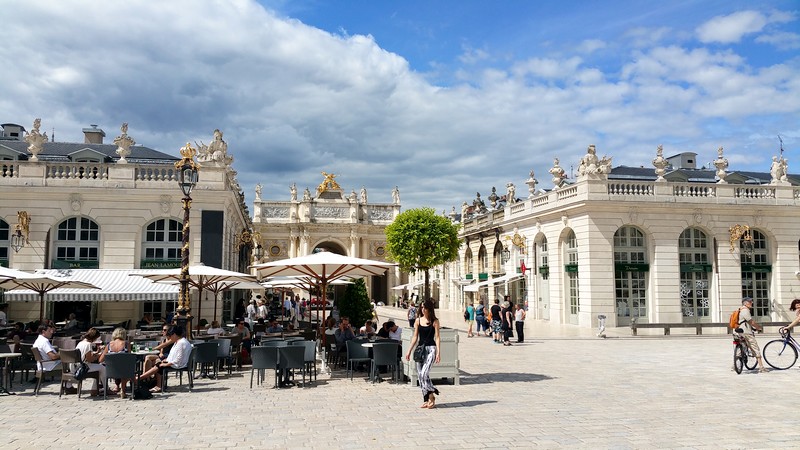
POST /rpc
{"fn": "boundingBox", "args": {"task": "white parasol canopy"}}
[0,270,100,322]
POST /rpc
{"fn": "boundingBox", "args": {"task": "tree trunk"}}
[424,268,430,304]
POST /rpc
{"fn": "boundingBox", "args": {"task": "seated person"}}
[64,313,79,330]
[285,323,295,333]
[376,321,391,339]
[137,326,193,393]
[387,321,402,341]
[75,328,106,396]
[232,320,252,354]
[99,327,131,397]
[359,320,376,337]
[266,319,283,334]
[143,325,174,373]
[334,317,355,353]
[206,320,224,336]
[7,322,27,352]
[32,324,61,373]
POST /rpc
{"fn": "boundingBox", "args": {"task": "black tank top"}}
[418,321,435,346]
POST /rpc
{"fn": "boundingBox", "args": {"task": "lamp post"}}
[175,143,199,336]
[501,246,511,265]
[10,211,30,253]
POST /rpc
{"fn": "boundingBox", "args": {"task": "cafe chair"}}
[30,345,62,396]
[14,343,37,385]
[290,339,317,381]
[192,342,219,379]
[249,346,279,389]
[103,353,137,401]
[345,340,371,381]
[259,340,287,348]
[209,339,232,377]
[370,342,401,384]
[228,335,242,371]
[58,349,84,398]
[278,346,306,388]
[161,346,197,392]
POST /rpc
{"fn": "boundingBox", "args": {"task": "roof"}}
[0,141,178,164]
[3,269,178,302]
[608,166,796,185]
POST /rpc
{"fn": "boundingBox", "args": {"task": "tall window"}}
[478,245,488,273]
[142,219,183,267]
[614,226,648,322]
[493,241,504,273]
[538,238,549,280]
[0,219,8,266]
[678,228,711,320]
[464,248,473,276]
[741,229,770,319]
[564,231,579,320]
[55,217,99,268]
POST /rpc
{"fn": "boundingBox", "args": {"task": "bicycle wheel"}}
[733,345,744,374]
[744,351,759,370]
[763,340,797,370]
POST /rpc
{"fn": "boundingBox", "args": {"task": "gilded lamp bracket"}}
[729,224,753,254]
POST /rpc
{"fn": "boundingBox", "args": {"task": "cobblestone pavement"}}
[2,307,799,449]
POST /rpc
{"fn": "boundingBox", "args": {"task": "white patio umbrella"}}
[130,264,260,324]
[261,276,354,326]
[251,251,395,324]
[0,271,100,322]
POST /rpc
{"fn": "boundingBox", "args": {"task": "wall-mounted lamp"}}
[11,211,30,253]
[729,224,754,256]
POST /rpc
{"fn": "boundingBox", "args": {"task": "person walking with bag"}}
[405,299,441,409]
[514,303,526,343]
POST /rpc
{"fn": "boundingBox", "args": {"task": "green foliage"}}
[338,278,373,327]
[385,207,461,302]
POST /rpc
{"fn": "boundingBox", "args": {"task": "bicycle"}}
[732,328,759,374]
[762,327,799,370]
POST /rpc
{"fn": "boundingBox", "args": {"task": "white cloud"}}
[577,39,606,54]
[755,31,800,50]
[695,10,796,44]
[0,1,797,212]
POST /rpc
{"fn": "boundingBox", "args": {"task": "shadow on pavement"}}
[457,371,554,384]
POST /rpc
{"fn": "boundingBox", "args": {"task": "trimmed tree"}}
[385,207,461,305]
[338,278,373,327]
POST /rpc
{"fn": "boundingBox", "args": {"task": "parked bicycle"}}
[732,328,759,374]
[762,327,799,370]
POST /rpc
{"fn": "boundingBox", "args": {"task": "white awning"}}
[390,283,408,291]
[4,269,179,302]
[391,280,425,291]
[464,273,523,292]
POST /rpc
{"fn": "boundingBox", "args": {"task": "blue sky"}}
[1,0,798,212]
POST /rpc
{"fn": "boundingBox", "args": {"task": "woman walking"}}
[514,303,526,343]
[502,300,514,346]
[405,299,441,409]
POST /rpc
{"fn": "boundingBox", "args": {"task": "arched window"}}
[54,217,99,268]
[141,219,183,268]
[538,238,549,280]
[614,226,648,323]
[464,248,473,277]
[564,230,579,323]
[0,219,9,266]
[478,245,488,276]
[741,229,770,319]
[678,228,711,321]
[493,241,504,273]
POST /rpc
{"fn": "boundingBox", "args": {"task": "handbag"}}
[74,362,90,381]
[413,346,427,363]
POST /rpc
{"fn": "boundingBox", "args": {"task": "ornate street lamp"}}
[10,211,30,253]
[729,224,754,257]
[175,143,199,335]
[501,246,511,264]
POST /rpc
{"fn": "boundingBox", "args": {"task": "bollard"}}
[597,314,607,338]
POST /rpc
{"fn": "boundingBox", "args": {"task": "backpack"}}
[464,310,470,320]
[133,384,153,400]
[729,307,744,329]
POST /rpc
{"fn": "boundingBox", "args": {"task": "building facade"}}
[428,145,800,329]
[252,174,401,303]
[0,120,251,326]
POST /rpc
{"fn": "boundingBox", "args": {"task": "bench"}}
[630,320,790,336]
[402,327,460,386]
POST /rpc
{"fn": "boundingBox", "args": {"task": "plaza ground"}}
[1,306,798,449]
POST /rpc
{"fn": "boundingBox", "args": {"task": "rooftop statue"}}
[526,170,538,199]
[24,117,48,161]
[473,192,487,214]
[255,183,262,201]
[360,186,368,204]
[713,146,728,184]
[290,183,297,201]
[113,122,136,164]
[770,155,789,184]
[549,158,566,188]
[317,172,341,193]
[197,129,233,166]
[506,182,516,204]
[303,187,312,201]
[652,145,668,181]
[391,186,400,204]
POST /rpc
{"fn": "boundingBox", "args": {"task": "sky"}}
[1,0,798,214]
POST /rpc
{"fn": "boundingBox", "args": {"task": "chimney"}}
[82,124,105,144]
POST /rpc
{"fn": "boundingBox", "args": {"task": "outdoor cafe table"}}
[0,352,22,394]
[132,350,159,374]
[140,324,163,332]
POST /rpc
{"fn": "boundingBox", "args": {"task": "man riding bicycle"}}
[734,297,767,373]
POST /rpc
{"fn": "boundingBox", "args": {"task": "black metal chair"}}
[249,346,280,388]
[345,340,371,381]
[290,339,317,381]
[192,342,219,379]
[30,345,61,396]
[103,353,137,401]
[210,339,232,377]
[161,346,197,392]
[370,342,401,383]
[278,345,306,388]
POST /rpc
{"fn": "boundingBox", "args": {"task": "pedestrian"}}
[490,299,503,343]
[474,300,488,336]
[405,299,441,409]
[502,300,514,346]
[465,302,475,337]
[407,301,417,328]
[515,303,526,342]
[736,297,766,372]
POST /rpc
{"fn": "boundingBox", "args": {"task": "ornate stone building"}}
[427,145,800,330]
[252,173,401,302]
[0,120,251,325]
